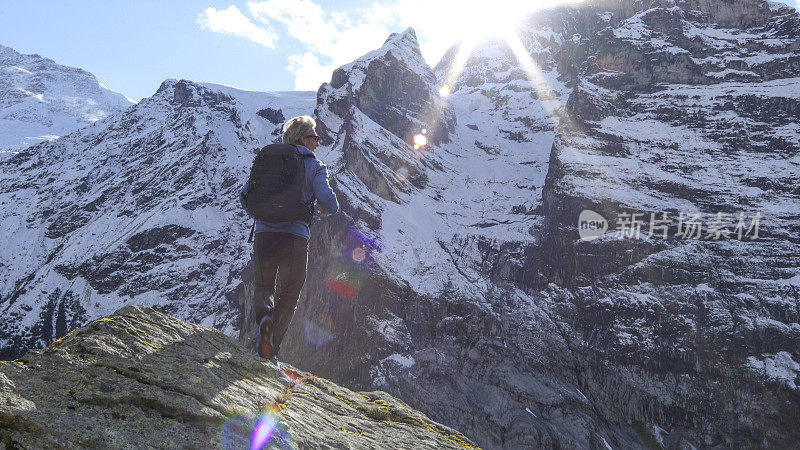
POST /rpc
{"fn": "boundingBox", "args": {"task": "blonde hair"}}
[282,115,317,145]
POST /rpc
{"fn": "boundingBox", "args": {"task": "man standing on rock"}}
[240,115,338,362]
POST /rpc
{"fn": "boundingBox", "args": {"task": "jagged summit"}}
[326,27,430,93]
[307,28,454,238]
[0,43,133,153]
[382,27,421,49]
[317,27,450,141]
[0,305,476,448]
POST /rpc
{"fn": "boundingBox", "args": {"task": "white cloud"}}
[391,0,582,63]
[247,0,398,90]
[196,5,278,48]
[287,52,333,91]
[200,0,577,90]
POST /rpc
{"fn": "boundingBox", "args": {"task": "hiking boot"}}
[257,315,275,359]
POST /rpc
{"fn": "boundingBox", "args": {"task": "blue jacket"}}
[240,145,338,240]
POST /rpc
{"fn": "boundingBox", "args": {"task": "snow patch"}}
[747,352,800,390]
[380,353,415,369]
[777,274,800,286]
[7,66,32,75]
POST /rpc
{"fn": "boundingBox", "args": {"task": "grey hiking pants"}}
[253,231,308,356]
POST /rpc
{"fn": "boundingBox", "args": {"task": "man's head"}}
[282,115,319,152]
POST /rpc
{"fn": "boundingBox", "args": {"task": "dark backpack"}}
[244,144,315,225]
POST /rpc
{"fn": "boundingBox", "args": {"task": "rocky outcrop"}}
[0,305,477,449]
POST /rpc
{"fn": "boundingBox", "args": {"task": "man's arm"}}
[313,163,338,216]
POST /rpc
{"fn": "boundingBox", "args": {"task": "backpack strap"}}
[292,144,317,216]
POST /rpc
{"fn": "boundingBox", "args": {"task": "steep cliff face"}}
[533,0,800,447]
[0,79,314,359]
[0,44,133,155]
[0,305,476,449]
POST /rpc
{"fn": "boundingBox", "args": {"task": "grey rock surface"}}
[0,305,477,449]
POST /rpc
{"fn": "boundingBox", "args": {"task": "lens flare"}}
[413,134,427,150]
[347,227,383,252]
[351,247,367,263]
[220,411,293,450]
[396,166,409,183]
[326,276,362,301]
[439,84,451,97]
[302,320,334,348]
[250,415,276,450]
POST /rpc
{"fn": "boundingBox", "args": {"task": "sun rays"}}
[411,16,572,160]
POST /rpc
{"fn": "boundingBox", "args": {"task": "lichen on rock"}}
[0,305,478,449]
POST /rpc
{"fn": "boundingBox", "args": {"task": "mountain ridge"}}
[0,43,133,155]
[0,78,315,358]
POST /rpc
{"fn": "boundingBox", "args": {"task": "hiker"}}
[240,115,338,362]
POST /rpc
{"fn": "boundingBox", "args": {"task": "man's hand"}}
[317,209,332,217]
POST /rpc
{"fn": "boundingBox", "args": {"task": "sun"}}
[433,0,578,101]
[440,0,566,43]
[403,0,577,150]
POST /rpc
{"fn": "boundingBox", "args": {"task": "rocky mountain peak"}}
[328,27,427,91]
[0,305,476,448]
[306,28,455,221]
[319,27,450,148]
[0,43,133,154]
[154,78,235,109]
[382,27,422,53]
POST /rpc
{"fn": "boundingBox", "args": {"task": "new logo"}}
[578,210,607,241]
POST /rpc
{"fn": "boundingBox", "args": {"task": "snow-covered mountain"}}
[264,1,800,448]
[2,0,800,448]
[0,44,133,155]
[0,79,314,353]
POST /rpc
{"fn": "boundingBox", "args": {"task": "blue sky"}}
[0,1,334,100]
[1,0,797,101]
